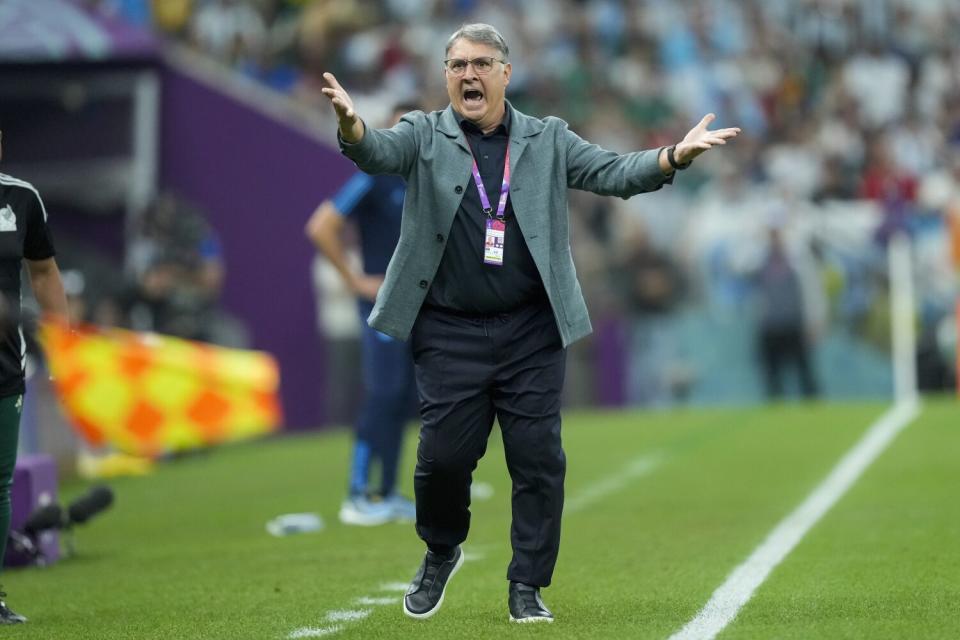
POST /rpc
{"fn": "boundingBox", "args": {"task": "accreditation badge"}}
[484,218,506,266]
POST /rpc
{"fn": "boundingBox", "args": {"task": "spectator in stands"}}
[861,140,918,204]
[151,0,195,36]
[190,0,266,66]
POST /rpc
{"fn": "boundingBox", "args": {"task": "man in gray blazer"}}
[322,23,739,623]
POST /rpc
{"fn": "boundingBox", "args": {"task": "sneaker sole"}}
[402,549,465,620]
[509,615,554,624]
[338,507,392,527]
[390,512,416,523]
[389,508,416,523]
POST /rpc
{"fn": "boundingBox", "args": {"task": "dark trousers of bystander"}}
[351,301,417,498]
[759,326,819,399]
[0,394,21,565]
[410,301,566,588]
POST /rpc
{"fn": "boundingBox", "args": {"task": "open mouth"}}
[463,88,484,105]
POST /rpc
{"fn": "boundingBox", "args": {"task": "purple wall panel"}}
[595,315,627,406]
[5,454,59,567]
[159,66,355,429]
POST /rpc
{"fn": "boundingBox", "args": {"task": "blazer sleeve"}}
[562,123,673,198]
[338,112,421,177]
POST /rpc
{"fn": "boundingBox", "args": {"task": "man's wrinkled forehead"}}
[446,38,500,58]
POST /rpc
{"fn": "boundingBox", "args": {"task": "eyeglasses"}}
[443,57,506,76]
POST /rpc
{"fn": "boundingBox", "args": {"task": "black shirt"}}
[0,173,57,397]
[424,108,546,314]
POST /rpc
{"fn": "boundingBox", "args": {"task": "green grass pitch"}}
[4,399,958,639]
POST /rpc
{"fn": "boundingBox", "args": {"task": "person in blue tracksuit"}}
[305,103,420,525]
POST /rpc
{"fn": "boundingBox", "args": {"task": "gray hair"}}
[445,23,509,61]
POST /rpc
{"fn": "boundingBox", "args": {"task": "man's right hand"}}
[351,273,384,303]
[321,72,364,143]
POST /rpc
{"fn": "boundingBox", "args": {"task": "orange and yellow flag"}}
[40,321,282,457]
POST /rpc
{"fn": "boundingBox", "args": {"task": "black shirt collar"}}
[454,104,511,137]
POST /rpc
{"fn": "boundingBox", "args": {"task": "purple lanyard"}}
[469,146,511,219]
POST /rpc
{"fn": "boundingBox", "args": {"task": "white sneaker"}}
[383,494,416,522]
[338,496,393,526]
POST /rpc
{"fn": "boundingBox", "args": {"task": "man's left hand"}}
[674,113,741,165]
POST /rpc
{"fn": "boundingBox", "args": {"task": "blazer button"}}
[454,185,463,194]
[436,233,444,243]
[419,280,428,289]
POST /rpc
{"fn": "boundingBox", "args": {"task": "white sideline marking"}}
[668,400,920,640]
[378,582,410,592]
[325,609,370,622]
[288,625,343,639]
[355,596,399,606]
[564,454,662,514]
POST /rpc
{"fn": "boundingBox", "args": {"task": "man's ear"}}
[504,62,512,87]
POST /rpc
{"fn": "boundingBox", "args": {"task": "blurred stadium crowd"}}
[78,0,960,402]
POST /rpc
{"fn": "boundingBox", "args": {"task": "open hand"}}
[674,114,740,165]
[321,72,364,142]
[321,72,356,122]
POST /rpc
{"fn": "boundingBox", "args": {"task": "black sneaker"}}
[508,581,554,623]
[0,591,26,625]
[403,546,464,619]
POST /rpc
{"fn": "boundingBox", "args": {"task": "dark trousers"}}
[351,302,416,497]
[410,302,566,587]
[0,394,22,568]
[759,326,818,399]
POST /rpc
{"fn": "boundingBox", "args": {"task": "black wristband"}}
[667,145,691,171]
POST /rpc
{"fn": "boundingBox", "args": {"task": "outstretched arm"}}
[658,113,741,174]
[321,72,418,176]
[565,114,741,197]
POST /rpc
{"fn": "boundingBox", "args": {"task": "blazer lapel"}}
[436,106,471,155]
[508,103,540,174]
[505,103,546,235]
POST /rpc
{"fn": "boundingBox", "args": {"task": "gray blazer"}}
[339,102,672,347]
